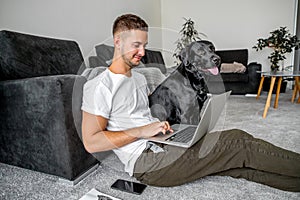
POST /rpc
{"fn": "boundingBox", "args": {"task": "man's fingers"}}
[165,121,171,130]
[159,121,173,133]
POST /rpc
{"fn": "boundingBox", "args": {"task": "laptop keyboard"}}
[166,126,197,143]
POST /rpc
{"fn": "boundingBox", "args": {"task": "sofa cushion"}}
[133,67,166,93]
[81,66,107,81]
[0,30,84,81]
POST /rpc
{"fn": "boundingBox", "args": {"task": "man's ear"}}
[114,34,121,49]
[179,45,190,66]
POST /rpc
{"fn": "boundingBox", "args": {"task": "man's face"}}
[119,30,148,68]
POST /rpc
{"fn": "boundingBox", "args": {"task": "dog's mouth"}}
[201,66,219,75]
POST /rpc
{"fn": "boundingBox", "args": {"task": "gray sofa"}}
[0,30,98,183]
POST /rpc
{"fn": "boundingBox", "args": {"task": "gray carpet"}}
[1,90,300,200]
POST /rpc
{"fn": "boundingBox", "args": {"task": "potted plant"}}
[173,18,206,63]
[253,26,300,71]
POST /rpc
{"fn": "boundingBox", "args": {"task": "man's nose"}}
[138,46,145,57]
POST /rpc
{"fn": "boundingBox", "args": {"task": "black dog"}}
[149,40,221,125]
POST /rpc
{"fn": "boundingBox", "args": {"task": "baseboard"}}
[58,163,99,186]
[245,94,257,97]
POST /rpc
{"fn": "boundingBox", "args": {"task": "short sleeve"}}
[81,80,112,119]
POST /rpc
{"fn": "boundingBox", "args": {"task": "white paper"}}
[79,188,121,200]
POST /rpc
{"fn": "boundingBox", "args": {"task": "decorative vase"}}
[271,64,279,72]
[281,60,285,71]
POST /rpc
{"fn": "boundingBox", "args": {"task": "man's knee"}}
[220,129,254,140]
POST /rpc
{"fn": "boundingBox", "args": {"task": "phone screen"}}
[111,179,147,195]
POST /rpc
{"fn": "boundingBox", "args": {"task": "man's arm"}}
[81,111,172,153]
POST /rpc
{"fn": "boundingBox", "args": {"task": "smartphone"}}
[111,179,147,195]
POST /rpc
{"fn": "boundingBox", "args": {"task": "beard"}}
[121,53,140,69]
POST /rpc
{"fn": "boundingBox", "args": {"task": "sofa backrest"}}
[0,30,84,81]
[215,49,248,67]
[90,43,167,74]
[141,49,166,74]
[93,43,114,67]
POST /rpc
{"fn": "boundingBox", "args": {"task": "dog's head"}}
[179,40,221,75]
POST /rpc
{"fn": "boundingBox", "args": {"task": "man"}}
[81,14,300,192]
[81,13,173,176]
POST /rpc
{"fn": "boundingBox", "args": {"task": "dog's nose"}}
[212,56,221,66]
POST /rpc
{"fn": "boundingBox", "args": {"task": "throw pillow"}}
[220,62,246,73]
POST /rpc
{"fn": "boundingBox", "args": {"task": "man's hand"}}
[137,121,173,138]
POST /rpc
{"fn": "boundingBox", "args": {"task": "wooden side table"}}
[256,71,300,118]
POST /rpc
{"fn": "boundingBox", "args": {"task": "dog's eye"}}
[209,45,215,52]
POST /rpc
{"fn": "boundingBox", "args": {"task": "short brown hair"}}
[112,14,148,36]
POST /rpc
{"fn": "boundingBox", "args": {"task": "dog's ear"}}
[179,45,190,66]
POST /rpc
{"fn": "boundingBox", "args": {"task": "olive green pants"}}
[133,129,300,192]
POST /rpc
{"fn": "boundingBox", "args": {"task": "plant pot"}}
[271,65,280,72]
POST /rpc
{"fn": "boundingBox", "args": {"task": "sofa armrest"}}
[0,75,98,180]
[247,62,262,91]
[247,62,261,81]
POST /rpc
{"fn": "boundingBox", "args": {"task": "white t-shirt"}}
[81,68,158,175]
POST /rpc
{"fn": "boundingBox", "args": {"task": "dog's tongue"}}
[208,67,219,75]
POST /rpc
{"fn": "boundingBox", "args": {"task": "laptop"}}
[148,91,231,148]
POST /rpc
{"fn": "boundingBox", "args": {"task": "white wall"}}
[0,0,297,71]
[0,0,162,58]
[161,0,297,71]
